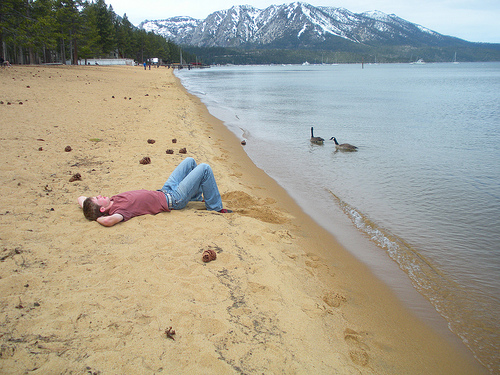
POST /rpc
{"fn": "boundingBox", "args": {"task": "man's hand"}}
[96,213,124,227]
[78,196,87,208]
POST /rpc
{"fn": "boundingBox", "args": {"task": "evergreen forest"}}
[0,0,194,65]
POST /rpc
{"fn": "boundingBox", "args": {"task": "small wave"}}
[466,176,500,201]
[327,189,441,285]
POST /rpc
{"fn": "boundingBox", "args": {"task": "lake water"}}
[176,62,500,372]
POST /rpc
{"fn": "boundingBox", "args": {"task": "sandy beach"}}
[0,65,486,374]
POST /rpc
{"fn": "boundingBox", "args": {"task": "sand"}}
[0,65,486,374]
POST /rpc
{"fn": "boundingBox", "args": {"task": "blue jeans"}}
[159,157,223,211]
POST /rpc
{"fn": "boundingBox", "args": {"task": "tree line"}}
[0,0,195,65]
[185,43,500,65]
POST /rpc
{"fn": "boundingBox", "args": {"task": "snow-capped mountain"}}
[139,2,460,49]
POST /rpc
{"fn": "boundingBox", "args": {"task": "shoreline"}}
[0,65,486,374]
[174,69,489,370]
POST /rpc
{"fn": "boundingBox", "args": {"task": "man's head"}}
[82,195,111,220]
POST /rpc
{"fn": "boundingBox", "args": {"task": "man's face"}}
[93,195,111,212]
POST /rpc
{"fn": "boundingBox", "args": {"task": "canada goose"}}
[310,127,324,145]
[330,137,358,151]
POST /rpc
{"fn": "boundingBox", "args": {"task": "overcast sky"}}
[107,0,500,43]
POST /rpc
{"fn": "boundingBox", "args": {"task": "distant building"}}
[70,58,136,66]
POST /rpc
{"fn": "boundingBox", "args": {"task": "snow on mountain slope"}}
[139,2,453,48]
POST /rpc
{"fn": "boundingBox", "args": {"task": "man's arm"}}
[96,213,124,227]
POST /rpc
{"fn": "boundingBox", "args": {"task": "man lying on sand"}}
[78,157,232,227]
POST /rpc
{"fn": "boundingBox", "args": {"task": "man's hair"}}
[82,197,105,221]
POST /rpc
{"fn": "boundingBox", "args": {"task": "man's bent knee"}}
[199,163,212,172]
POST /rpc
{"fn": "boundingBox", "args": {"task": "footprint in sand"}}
[344,328,370,366]
[322,291,347,308]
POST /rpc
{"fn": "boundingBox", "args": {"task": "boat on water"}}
[410,58,426,65]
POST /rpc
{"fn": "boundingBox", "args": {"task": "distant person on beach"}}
[78,157,232,227]
[0,57,10,67]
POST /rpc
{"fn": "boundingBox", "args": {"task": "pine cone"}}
[202,249,217,263]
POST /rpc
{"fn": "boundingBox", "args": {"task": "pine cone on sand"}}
[202,249,217,262]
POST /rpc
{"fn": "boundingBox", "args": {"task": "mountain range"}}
[138,2,500,64]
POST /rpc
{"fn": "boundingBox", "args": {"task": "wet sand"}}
[0,65,486,374]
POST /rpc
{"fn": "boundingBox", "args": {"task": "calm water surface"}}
[176,62,500,372]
